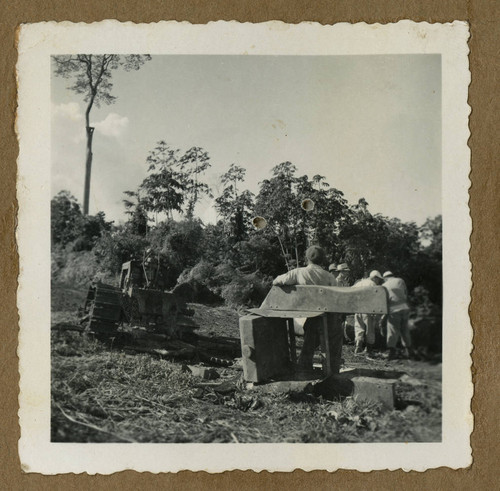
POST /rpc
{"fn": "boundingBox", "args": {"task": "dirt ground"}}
[51,283,442,443]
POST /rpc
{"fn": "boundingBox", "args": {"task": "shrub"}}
[93,229,149,274]
[171,280,222,304]
[220,277,254,308]
[219,270,272,308]
[52,191,113,250]
[51,191,83,247]
[177,260,216,286]
[53,250,110,288]
[176,260,272,308]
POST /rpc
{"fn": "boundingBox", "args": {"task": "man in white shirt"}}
[382,271,416,360]
[273,246,342,372]
[273,248,337,288]
[352,270,384,354]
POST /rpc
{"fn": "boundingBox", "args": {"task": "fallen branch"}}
[55,403,137,443]
[123,345,194,359]
[51,323,85,332]
[188,334,241,354]
[198,352,233,367]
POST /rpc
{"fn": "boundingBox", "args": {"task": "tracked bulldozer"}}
[80,259,197,339]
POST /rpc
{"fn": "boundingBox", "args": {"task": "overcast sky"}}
[51,54,441,226]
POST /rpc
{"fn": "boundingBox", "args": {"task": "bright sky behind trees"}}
[51,54,441,226]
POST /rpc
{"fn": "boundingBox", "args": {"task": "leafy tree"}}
[145,219,205,288]
[139,141,186,221]
[134,143,213,223]
[179,147,213,219]
[73,212,114,251]
[215,164,254,243]
[336,199,421,282]
[51,191,84,246]
[293,174,349,256]
[52,190,113,251]
[201,222,231,264]
[254,162,296,266]
[214,163,245,219]
[419,215,442,261]
[231,190,255,243]
[53,54,151,214]
[220,163,246,194]
[123,190,149,236]
[94,228,149,274]
[233,232,284,277]
[255,165,351,271]
[314,188,349,253]
[414,215,443,305]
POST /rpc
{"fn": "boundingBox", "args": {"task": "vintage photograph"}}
[17,21,471,473]
[50,52,442,443]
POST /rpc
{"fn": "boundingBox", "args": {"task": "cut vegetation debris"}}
[52,289,442,444]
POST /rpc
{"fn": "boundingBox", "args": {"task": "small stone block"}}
[240,315,291,382]
[351,376,397,409]
[185,365,220,380]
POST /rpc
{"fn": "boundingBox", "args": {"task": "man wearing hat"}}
[273,246,342,372]
[336,263,351,287]
[382,271,415,360]
[352,270,385,354]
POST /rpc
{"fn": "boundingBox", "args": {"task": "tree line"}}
[51,143,442,316]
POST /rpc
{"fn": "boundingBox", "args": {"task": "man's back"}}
[273,263,336,287]
[353,277,375,288]
[383,276,409,312]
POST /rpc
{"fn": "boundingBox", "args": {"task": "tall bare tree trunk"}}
[54,54,151,214]
[83,125,94,215]
[82,89,97,216]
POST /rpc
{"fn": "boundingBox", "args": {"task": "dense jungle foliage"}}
[51,144,442,315]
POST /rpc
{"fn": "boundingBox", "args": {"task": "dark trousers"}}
[297,313,343,374]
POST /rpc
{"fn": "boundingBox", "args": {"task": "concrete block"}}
[239,315,291,382]
[246,373,398,409]
[351,376,397,409]
[311,373,398,409]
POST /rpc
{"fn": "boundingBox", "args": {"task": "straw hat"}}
[369,270,383,280]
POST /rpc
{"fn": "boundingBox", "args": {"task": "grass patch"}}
[52,330,441,443]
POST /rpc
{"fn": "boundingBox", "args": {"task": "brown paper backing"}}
[1,1,498,488]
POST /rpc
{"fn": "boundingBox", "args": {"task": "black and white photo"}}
[17,20,471,473]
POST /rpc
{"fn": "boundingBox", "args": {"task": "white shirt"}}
[353,277,376,288]
[273,263,337,287]
[383,276,410,313]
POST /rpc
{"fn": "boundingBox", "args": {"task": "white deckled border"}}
[17,20,471,474]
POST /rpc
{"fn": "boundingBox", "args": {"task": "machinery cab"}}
[120,251,169,293]
[120,260,145,293]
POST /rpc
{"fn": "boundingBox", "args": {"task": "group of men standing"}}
[272,245,415,371]
[349,269,414,360]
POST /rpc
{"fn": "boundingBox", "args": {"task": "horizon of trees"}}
[51,146,442,314]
